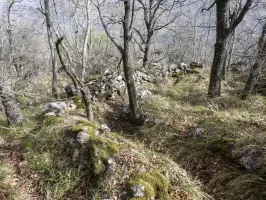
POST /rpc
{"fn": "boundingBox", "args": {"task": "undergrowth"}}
[135,69,266,199]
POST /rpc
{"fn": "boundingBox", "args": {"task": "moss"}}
[72,96,85,109]
[128,171,170,200]
[85,74,103,82]
[190,68,201,74]
[72,119,98,133]
[71,120,119,175]
[59,93,68,99]
[43,115,63,126]
[89,137,119,175]
[171,71,183,77]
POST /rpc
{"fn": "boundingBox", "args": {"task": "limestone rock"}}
[44,102,67,113]
[138,90,152,100]
[77,131,90,144]
[131,185,145,197]
[100,124,111,132]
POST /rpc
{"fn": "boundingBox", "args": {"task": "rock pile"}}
[65,61,203,101]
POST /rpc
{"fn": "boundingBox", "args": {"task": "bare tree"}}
[95,0,142,123]
[81,0,92,81]
[207,0,253,97]
[42,0,58,98]
[242,21,266,99]
[134,0,182,67]
[56,37,94,121]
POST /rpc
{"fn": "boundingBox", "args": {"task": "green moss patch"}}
[72,120,119,175]
[71,119,98,132]
[128,171,170,200]
[72,96,85,109]
[89,137,119,175]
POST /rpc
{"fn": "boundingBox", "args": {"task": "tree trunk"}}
[208,0,253,97]
[242,22,266,99]
[208,36,228,97]
[142,32,152,68]
[0,85,23,125]
[81,0,91,81]
[123,0,140,122]
[44,0,58,99]
[80,88,94,121]
[208,0,230,97]
[242,62,261,99]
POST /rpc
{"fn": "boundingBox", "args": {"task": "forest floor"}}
[1,69,266,200]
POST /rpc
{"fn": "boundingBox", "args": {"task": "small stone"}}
[194,128,205,139]
[44,112,56,117]
[100,124,111,132]
[44,102,67,113]
[76,131,90,144]
[27,101,33,106]
[138,90,152,100]
[131,185,145,197]
[72,149,80,162]
[68,104,77,111]
[122,104,130,114]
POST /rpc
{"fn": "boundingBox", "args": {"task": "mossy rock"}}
[43,115,63,126]
[89,137,119,175]
[72,96,85,109]
[171,71,183,77]
[72,119,98,133]
[189,68,201,74]
[128,171,170,200]
[71,120,119,175]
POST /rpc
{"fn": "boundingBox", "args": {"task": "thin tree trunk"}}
[142,33,152,68]
[44,0,58,98]
[81,0,91,81]
[123,0,140,122]
[242,62,261,99]
[242,22,266,99]
[56,37,94,121]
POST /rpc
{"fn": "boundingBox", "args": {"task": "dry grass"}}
[136,69,266,199]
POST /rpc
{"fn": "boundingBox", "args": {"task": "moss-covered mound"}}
[72,120,119,175]
[128,171,170,200]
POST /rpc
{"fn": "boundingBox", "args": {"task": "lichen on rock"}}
[128,171,170,200]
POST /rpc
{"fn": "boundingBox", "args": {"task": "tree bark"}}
[0,85,23,125]
[242,22,266,99]
[123,0,140,122]
[142,32,152,68]
[44,0,58,99]
[81,0,91,81]
[208,0,253,97]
